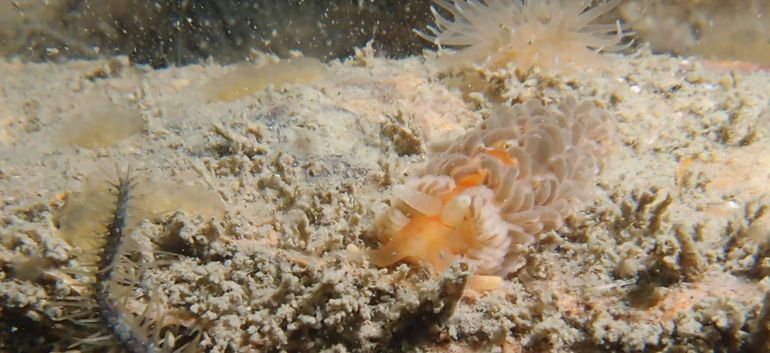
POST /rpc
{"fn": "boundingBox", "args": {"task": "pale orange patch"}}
[482,147,515,166]
[646,272,764,321]
[700,59,770,74]
[557,293,589,319]
[456,172,486,188]
[703,144,770,199]
[466,274,503,292]
[440,172,486,203]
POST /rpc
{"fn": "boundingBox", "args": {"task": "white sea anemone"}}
[416,0,628,71]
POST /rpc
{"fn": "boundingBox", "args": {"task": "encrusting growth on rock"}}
[369,98,612,285]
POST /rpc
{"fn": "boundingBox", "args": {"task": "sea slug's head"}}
[368,98,611,278]
[416,0,630,71]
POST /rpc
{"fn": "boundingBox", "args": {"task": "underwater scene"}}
[0,1,769,352]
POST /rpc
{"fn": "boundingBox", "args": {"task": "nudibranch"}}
[369,98,610,284]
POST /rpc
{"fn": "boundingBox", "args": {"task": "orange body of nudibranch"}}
[368,98,611,284]
[368,213,460,272]
[368,147,513,273]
